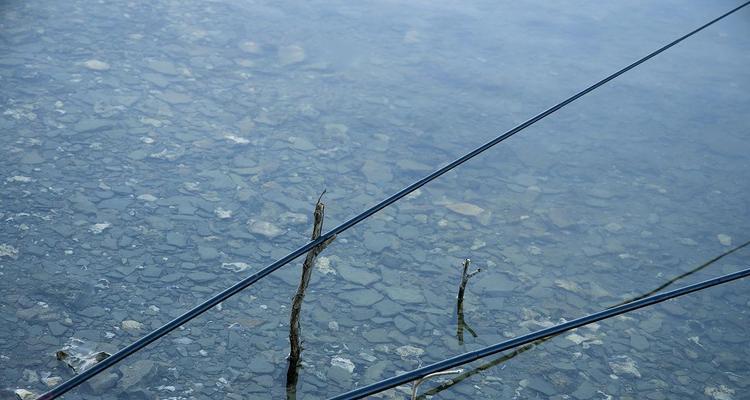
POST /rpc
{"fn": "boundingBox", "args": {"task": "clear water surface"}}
[1,0,748,399]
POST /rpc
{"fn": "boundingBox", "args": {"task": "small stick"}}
[286,191,335,399]
[456,258,481,345]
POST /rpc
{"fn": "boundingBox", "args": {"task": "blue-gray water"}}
[1,0,749,399]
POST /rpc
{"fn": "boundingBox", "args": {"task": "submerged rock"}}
[608,355,641,378]
[56,338,111,374]
[717,233,732,246]
[444,202,484,217]
[395,345,424,359]
[0,244,19,259]
[248,220,284,238]
[330,356,355,373]
[278,45,306,66]
[83,59,110,71]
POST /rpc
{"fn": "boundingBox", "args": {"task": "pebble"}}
[395,345,424,358]
[121,320,144,331]
[444,202,484,216]
[118,359,155,390]
[248,220,284,238]
[89,222,111,234]
[705,385,735,400]
[222,262,252,273]
[0,243,19,259]
[608,355,641,378]
[361,160,393,183]
[278,45,306,66]
[337,264,380,286]
[717,234,732,246]
[137,194,158,202]
[83,59,110,71]
[330,356,355,373]
[14,389,36,400]
[214,207,232,219]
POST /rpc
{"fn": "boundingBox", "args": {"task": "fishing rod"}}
[37,2,750,398]
[329,266,750,400]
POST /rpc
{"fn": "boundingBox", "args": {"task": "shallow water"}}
[1,0,749,399]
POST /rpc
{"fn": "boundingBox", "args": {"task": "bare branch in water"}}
[286,191,336,400]
[457,258,481,345]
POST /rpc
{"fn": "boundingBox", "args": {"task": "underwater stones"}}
[705,385,735,400]
[279,211,307,225]
[717,234,732,246]
[338,288,383,307]
[239,41,261,54]
[157,90,191,104]
[198,246,219,261]
[521,377,557,397]
[214,207,232,219]
[248,220,284,238]
[6,175,33,183]
[605,222,623,233]
[278,45,306,66]
[363,231,392,253]
[14,389,36,400]
[608,355,641,378]
[0,244,19,259]
[224,134,250,145]
[337,264,379,286]
[444,202,484,217]
[361,160,392,183]
[187,272,217,283]
[330,356,355,374]
[83,59,110,71]
[89,222,111,234]
[121,320,144,331]
[166,232,187,247]
[145,59,180,76]
[118,359,156,390]
[382,286,424,304]
[137,194,158,202]
[87,372,118,394]
[20,150,44,164]
[222,262,251,273]
[79,306,106,318]
[394,345,424,359]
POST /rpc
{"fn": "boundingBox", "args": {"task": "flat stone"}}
[198,246,219,260]
[118,359,155,390]
[83,59,110,71]
[445,202,484,217]
[524,377,557,396]
[20,150,44,164]
[87,372,118,394]
[187,272,217,283]
[278,45,306,66]
[361,160,392,183]
[382,286,424,304]
[166,232,187,247]
[80,306,106,318]
[338,288,383,307]
[145,59,180,75]
[337,264,379,286]
[363,231,391,253]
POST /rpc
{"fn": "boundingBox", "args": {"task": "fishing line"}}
[38,2,750,398]
[328,267,750,400]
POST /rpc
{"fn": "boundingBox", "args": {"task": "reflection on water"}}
[1,0,749,398]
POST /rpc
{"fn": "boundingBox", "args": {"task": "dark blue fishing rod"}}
[36,2,750,398]
[329,266,750,400]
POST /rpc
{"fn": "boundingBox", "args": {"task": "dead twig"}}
[456,258,481,345]
[286,191,336,399]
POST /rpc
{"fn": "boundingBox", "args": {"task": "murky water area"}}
[1,0,749,399]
